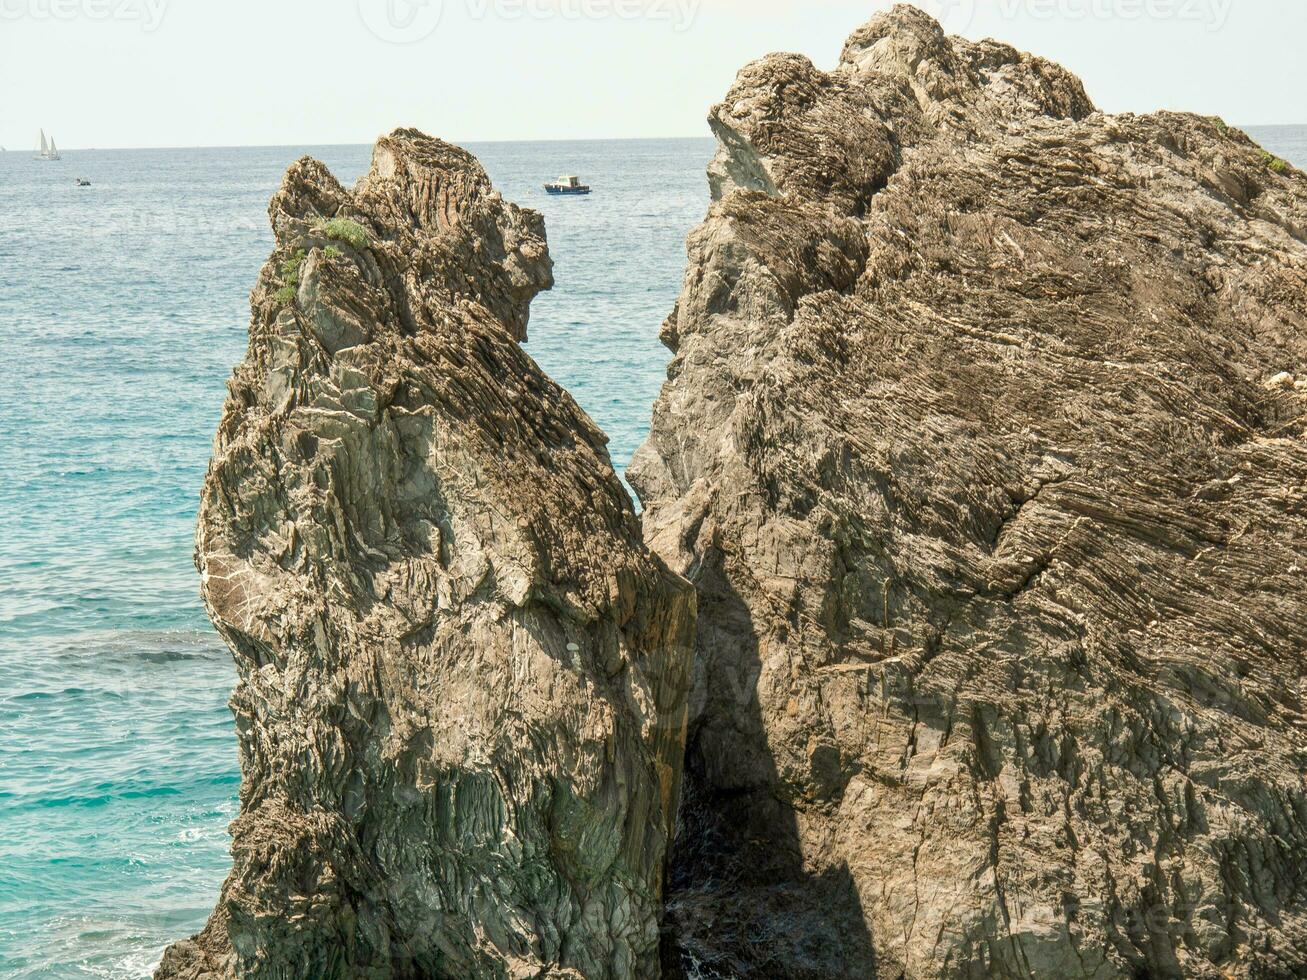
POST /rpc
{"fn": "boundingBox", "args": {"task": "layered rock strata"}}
[632,7,1307,978]
[156,129,695,980]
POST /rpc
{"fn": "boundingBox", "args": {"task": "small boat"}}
[36,129,62,161]
[76,178,91,187]
[544,175,591,196]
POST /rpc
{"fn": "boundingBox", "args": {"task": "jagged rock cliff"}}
[632,7,1307,979]
[156,130,695,980]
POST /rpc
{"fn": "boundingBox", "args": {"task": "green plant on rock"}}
[313,217,370,250]
[1208,115,1229,134]
[272,248,307,307]
[1261,150,1290,175]
[323,245,343,260]
[279,249,307,287]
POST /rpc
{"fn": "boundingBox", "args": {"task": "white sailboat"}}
[37,130,62,161]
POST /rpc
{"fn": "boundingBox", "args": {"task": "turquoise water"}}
[0,137,714,979]
[2,125,1303,979]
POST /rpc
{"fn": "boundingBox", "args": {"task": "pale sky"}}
[1,0,1302,150]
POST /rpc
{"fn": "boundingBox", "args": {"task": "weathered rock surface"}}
[156,129,695,980]
[632,7,1307,978]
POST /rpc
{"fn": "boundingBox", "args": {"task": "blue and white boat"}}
[544,175,591,195]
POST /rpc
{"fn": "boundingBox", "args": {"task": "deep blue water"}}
[0,137,714,979]
[1,126,1303,979]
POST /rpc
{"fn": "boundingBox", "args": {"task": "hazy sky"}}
[1,0,1302,150]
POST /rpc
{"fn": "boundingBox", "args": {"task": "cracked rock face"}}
[155,129,695,980]
[632,7,1307,978]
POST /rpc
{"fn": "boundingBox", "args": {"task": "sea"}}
[0,126,1303,979]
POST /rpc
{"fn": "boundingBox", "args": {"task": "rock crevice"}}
[162,9,1307,980]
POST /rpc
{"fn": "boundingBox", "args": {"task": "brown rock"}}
[156,129,695,980]
[633,7,1307,978]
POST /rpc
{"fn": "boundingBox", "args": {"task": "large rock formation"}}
[156,130,695,980]
[632,7,1307,978]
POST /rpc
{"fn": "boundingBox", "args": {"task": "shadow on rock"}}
[660,556,877,979]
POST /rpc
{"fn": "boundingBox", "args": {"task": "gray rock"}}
[633,7,1307,978]
[155,129,695,980]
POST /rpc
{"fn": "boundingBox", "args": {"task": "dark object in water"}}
[544,174,591,195]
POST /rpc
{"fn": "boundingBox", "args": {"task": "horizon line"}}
[0,134,718,154]
[3,122,1304,154]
